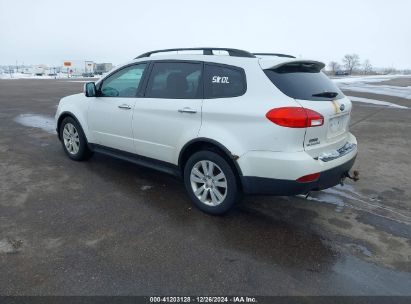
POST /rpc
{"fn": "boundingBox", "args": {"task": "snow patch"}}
[0,239,22,254]
[0,72,101,80]
[347,96,408,109]
[63,80,94,83]
[332,75,411,100]
[349,243,373,257]
[14,114,56,134]
[331,74,407,84]
[0,240,14,253]
[341,84,411,100]
[1,72,63,79]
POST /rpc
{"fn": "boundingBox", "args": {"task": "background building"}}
[62,60,95,76]
[94,63,114,75]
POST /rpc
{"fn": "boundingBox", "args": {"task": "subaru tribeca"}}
[55,48,357,214]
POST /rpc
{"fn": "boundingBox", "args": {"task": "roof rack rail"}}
[135,48,256,59]
[253,53,296,59]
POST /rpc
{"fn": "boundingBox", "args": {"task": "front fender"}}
[55,93,93,142]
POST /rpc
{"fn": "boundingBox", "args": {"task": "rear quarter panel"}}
[198,61,306,157]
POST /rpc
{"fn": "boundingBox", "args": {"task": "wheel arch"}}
[178,138,243,186]
[57,111,88,142]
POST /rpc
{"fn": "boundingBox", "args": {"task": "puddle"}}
[300,192,345,212]
[14,114,56,134]
[300,184,411,225]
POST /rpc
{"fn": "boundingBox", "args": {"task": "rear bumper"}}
[241,155,356,195]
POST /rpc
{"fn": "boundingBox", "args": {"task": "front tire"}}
[184,151,241,215]
[59,117,92,161]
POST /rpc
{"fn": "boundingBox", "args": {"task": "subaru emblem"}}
[340,104,345,111]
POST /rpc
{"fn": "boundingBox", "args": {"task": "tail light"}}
[296,172,321,183]
[266,107,324,128]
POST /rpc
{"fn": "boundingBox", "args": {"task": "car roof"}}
[111,49,324,73]
[132,54,257,66]
[131,54,323,69]
[97,54,325,87]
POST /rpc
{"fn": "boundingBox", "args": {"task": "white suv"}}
[55,48,357,214]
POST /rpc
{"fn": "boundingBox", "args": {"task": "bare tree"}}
[328,61,340,75]
[342,54,360,75]
[362,59,373,75]
[383,67,397,75]
[8,65,13,78]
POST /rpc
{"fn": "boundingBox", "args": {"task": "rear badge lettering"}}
[212,76,230,84]
[307,138,320,146]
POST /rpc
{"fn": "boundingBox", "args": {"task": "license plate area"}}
[328,114,349,138]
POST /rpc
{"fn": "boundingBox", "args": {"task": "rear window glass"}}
[204,64,246,98]
[264,63,344,101]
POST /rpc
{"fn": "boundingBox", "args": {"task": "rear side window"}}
[145,62,202,99]
[204,64,246,98]
[264,62,344,101]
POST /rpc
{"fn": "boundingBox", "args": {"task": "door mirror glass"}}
[84,82,96,97]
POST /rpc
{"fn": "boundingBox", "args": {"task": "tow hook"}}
[340,170,360,186]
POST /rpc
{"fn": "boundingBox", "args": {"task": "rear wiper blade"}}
[312,91,338,98]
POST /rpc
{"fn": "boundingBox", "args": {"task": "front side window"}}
[204,64,246,98]
[145,62,202,99]
[99,63,147,97]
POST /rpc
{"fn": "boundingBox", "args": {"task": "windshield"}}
[264,63,344,101]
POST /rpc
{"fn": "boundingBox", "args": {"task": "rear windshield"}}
[264,63,344,101]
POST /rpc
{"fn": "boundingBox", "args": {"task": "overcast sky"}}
[1,0,410,69]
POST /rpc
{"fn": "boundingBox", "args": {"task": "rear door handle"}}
[178,107,197,114]
[118,104,131,110]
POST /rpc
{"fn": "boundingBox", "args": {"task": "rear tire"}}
[59,117,92,161]
[184,150,241,215]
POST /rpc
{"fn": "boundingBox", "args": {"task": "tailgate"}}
[295,97,352,155]
[262,60,353,156]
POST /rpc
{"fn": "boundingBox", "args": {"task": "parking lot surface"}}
[0,78,411,295]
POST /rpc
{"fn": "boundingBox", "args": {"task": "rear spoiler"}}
[259,59,325,71]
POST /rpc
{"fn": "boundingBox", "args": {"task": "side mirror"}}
[84,82,96,97]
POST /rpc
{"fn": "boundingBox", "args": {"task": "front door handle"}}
[118,104,131,110]
[178,107,197,114]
